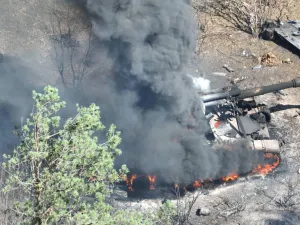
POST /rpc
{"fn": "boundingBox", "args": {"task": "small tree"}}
[49,2,93,90]
[1,86,148,224]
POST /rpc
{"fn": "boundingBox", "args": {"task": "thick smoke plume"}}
[0,0,264,186]
[74,0,264,184]
[0,56,38,157]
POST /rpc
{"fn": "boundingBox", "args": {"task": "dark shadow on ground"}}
[265,211,300,225]
[272,32,300,58]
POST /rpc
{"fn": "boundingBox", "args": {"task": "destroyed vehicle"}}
[197,77,300,154]
[261,20,300,52]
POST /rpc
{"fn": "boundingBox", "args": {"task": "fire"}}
[193,180,204,188]
[125,174,137,191]
[147,175,157,190]
[123,154,280,192]
[252,153,280,175]
[221,172,239,182]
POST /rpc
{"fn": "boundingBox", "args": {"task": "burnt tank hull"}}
[200,77,300,154]
[274,21,300,52]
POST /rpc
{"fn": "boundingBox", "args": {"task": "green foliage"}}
[156,200,177,225]
[1,86,148,225]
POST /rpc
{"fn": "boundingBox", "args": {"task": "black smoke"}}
[68,0,264,185]
[0,0,264,185]
[0,56,38,157]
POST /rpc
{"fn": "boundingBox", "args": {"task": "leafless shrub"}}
[171,186,202,225]
[194,0,291,36]
[217,193,246,219]
[256,175,300,211]
[48,2,93,90]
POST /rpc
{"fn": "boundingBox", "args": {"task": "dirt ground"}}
[184,12,300,225]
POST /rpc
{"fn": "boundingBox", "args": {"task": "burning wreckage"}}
[82,0,300,198]
[200,77,300,152]
[121,76,300,197]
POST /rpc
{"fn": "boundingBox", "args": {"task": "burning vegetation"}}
[123,153,280,193]
[252,153,280,175]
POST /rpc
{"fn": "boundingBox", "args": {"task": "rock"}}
[196,207,211,216]
[213,72,227,76]
[201,190,209,195]
[111,187,127,200]
[241,49,255,58]
[260,28,275,40]
[252,64,262,70]
[274,90,286,96]
[233,77,246,84]
[282,58,292,64]
[241,50,247,57]
[298,168,300,174]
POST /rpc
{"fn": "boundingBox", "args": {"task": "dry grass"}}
[193,0,300,35]
[192,0,300,54]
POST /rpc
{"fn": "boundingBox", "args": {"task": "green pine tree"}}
[1,86,150,225]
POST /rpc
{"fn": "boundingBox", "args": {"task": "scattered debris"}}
[282,58,292,64]
[274,90,287,96]
[241,49,252,57]
[223,64,234,72]
[293,31,300,36]
[252,64,262,70]
[261,52,280,67]
[232,77,247,84]
[196,207,211,216]
[213,72,227,76]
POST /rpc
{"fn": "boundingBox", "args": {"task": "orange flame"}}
[252,153,280,175]
[193,180,203,188]
[123,154,280,192]
[221,172,239,182]
[147,175,157,190]
[125,174,137,191]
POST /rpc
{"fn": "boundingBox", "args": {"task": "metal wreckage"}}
[261,20,300,52]
[199,77,300,154]
[204,19,300,154]
[122,77,300,196]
